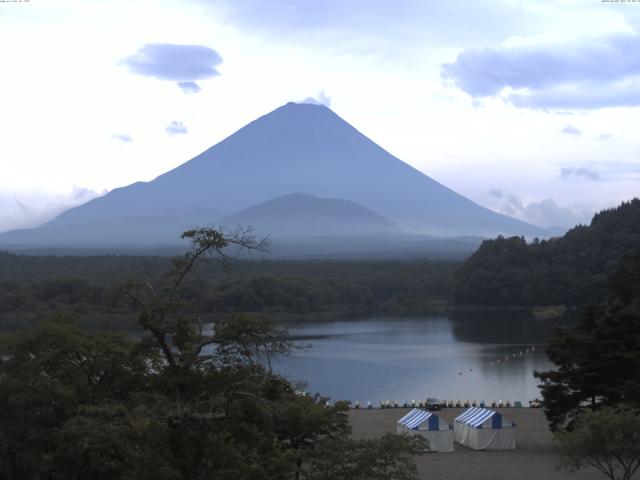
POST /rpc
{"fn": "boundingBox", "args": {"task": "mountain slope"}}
[217,193,396,238]
[450,198,640,306]
[0,102,545,248]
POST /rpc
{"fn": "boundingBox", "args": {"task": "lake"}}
[274,312,559,406]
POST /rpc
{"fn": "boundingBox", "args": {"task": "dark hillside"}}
[451,198,640,306]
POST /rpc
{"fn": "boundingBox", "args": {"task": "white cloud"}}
[0,186,104,233]
[560,166,600,182]
[300,90,331,107]
[165,121,188,135]
[120,43,222,93]
[487,191,593,228]
[177,81,202,94]
[111,133,133,142]
[442,33,640,109]
[560,124,581,135]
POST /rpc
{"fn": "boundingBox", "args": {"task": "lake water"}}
[274,313,559,405]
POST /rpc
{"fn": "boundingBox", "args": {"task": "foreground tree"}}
[556,407,640,480]
[535,250,640,431]
[535,299,640,430]
[0,318,161,479]
[0,227,426,480]
[304,433,429,480]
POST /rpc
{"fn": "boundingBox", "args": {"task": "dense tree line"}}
[533,248,640,479]
[451,199,640,306]
[0,254,456,331]
[0,228,427,480]
[534,248,640,431]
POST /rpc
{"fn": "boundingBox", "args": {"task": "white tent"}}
[454,407,516,450]
[396,409,454,452]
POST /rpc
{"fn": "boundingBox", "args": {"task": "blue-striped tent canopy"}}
[454,407,515,429]
[454,407,516,449]
[396,408,454,452]
[397,409,449,431]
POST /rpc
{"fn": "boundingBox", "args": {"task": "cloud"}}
[560,124,581,135]
[598,133,612,141]
[120,43,222,92]
[508,83,640,110]
[165,121,188,135]
[211,0,541,50]
[111,133,133,143]
[0,186,104,233]
[300,90,331,107]
[570,161,640,182]
[490,192,593,228]
[489,189,503,198]
[177,81,202,94]
[560,167,600,182]
[442,33,640,109]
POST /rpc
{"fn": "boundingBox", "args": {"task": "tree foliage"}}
[304,433,428,480]
[451,198,640,306]
[0,252,455,332]
[0,227,425,480]
[535,249,640,431]
[556,407,640,480]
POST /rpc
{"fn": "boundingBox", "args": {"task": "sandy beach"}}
[349,407,602,480]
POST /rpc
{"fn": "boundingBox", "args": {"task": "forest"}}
[0,228,429,480]
[2,199,639,332]
[0,252,456,331]
[450,199,640,307]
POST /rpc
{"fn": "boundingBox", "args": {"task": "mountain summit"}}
[0,102,545,249]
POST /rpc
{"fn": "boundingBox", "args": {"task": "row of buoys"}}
[487,346,537,367]
[455,346,538,375]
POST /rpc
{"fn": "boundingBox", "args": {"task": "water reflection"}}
[275,315,557,404]
[450,309,566,344]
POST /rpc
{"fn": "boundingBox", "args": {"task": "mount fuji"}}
[0,102,548,254]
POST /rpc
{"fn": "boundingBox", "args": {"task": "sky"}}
[1,0,639,232]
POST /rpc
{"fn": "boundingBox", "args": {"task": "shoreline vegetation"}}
[0,245,576,332]
[0,253,456,331]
